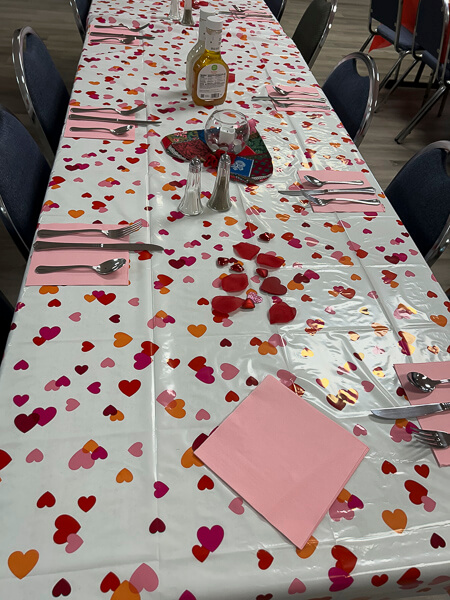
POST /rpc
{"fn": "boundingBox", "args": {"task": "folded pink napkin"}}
[296,169,385,213]
[64,106,136,141]
[266,85,331,114]
[195,375,368,549]
[27,224,130,286]
[395,362,450,467]
[88,25,140,46]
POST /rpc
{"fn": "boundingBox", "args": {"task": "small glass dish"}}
[204,110,250,155]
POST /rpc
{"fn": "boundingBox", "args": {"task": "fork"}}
[93,23,150,32]
[300,190,380,206]
[412,428,450,449]
[37,221,142,239]
[70,105,146,116]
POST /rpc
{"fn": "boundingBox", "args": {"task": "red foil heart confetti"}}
[241,298,255,310]
[217,257,230,266]
[247,291,262,304]
[260,277,287,296]
[269,301,297,324]
[233,242,260,260]
[212,296,244,314]
[258,232,274,242]
[257,253,285,269]
[230,263,245,273]
[256,268,268,278]
[221,273,249,292]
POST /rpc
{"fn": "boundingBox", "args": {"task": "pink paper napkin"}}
[88,25,140,46]
[296,169,385,213]
[27,224,130,286]
[266,85,331,114]
[395,362,450,467]
[64,106,136,141]
[195,375,368,549]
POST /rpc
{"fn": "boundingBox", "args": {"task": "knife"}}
[371,403,450,419]
[278,187,376,195]
[90,31,154,40]
[68,114,161,126]
[33,241,164,252]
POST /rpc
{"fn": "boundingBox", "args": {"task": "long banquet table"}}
[1,0,450,598]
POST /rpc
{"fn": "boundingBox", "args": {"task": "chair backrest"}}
[0,106,50,258]
[368,0,402,33]
[322,52,379,146]
[69,0,91,39]
[292,0,338,68]
[385,140,450,265]
[413,0,450,80]
[264,0,287,21]
[12,27,69,165]
[0,290,14,362]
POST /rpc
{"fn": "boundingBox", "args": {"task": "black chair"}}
[0,106,51,258]
[265,0,287,21]
[12,27,70,165]
[322,52,379,146]
[395,0,450,143]
[69,0,91,40]
[386,140,450,265]
[0,290,14,362]
[292,0,338,68]
[360,0,422,96]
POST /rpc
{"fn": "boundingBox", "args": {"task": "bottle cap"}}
[206,16,223,30]
[200,7,216,21]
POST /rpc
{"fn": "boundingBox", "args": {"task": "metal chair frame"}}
[277,0,287,21]
[69,0,86,40]
[308,0,338,68]
[12,27,55,166]
[0,192,30,259]
[388,140,450,265]
[395,0,450,143]
[325,51,379,147]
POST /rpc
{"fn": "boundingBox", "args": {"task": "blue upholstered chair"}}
[292,0,338,68]
[385,141,450,265]
[69,0,91,39]
[395,0,450,143]
[322,52,379,146]
[0,106,50,258]
[12,27,70,165]
[0,290,14,362]
[360,0,423,96]
[264,0,287,21]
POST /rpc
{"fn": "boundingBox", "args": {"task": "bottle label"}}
[205,28,222,52]
[197,64,227,100]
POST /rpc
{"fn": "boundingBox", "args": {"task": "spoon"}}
[69,125,133,136]
[35,258,126,275]
[70,105,146,116]
[304,175,364,187]
[93,22,150,32]
[407,371,450,393]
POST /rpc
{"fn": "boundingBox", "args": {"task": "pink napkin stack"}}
[64,105,136,141]
[395,362,450,467]
[88,25,141,46]
[296,169,385,213]
[27,224,130,286]
[195,375,368,549]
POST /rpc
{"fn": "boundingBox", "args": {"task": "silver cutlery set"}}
[33,222,163,276]
[278,180,381,206]
[371,371,450,450]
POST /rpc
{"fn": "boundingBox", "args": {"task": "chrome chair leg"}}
[360,33,374,52]
[422,71,435,105]
[379,51,409,91]
[395,84,447,143]
[376,58,419,112]
[437,87,449,117]
[414,61,425,83]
